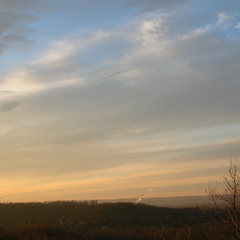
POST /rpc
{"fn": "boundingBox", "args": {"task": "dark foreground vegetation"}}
[0,200,231,240]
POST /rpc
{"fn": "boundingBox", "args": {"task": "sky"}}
[0,0,240,202]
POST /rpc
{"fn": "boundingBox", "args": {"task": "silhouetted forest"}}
[0,201,231,239]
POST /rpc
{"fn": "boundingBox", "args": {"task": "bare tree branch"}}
[206,159,240,240]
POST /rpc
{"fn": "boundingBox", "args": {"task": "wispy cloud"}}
[0,0,54,54]
[235,22,240,29]
[0,101,19,112]
[217,12,239,29]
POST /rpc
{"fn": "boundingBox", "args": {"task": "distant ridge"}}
[98,195,210,208]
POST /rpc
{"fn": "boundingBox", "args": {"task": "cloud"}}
[0,0,53,54]
[0,101,19,112]
[235,23,240,29]
[88,70,130,86]
[2,11,239,149]
[217,12,238,29]
[108,137,240,165]
[0,30,126,95]
[217,13,232,25]
[0,90,13,94]
[123,0,188,12]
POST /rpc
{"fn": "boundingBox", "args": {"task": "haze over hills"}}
[98,195,210,208]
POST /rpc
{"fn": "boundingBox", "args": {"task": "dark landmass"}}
[0,200,225,240]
